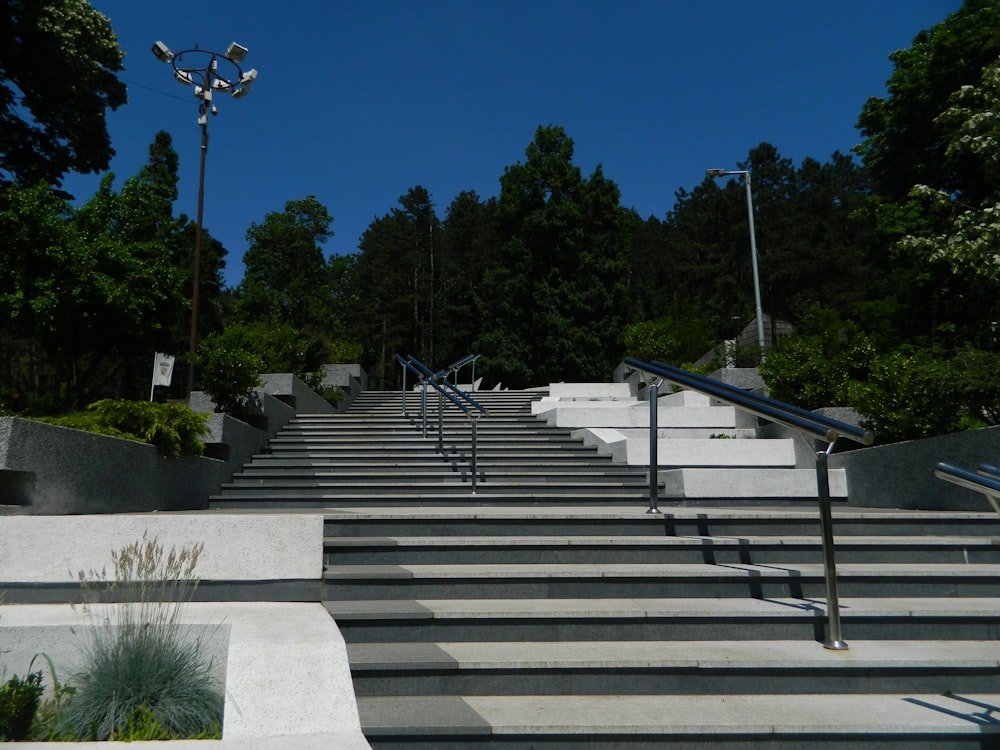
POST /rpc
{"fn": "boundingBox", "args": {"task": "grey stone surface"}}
[0,417,223,514]
[260,372,336,414]
[830,424,1000,510]
[190,389,295,439]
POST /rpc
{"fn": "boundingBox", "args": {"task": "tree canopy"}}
[0,0,127,188]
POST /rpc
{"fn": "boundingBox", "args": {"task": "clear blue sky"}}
[62,1,962,288]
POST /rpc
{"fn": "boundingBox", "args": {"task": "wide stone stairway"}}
[210,387,1000,748]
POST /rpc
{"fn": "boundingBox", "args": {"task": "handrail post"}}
[470,415,479,493]
[420,381,428,438]
[437,390,444,453]
[647,379,662,514]
[401,363,408,417]
[816,445,847,650]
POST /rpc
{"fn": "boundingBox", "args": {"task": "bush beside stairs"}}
[209,387,1000,749]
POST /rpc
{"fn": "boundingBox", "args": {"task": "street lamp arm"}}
[707,166,766,360]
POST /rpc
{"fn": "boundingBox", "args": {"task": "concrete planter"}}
[0,417,224,515]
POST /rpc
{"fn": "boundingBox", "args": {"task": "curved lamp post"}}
[152,41,257,393]
[707,168,766,360]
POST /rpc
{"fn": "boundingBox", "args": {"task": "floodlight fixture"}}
[225,41,249,63]
[152,41,173,62]
[153,39,258,394]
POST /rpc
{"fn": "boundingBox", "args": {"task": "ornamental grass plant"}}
[56,533,223,741]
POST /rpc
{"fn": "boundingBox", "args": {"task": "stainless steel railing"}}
[624,358,875,651]
[396,354,488,492]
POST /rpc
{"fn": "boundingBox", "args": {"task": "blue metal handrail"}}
[934,463,1000,515]
[625,357,875,652]
[395,354,488,492]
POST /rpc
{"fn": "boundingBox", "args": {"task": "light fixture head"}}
[239,68,258,86]
[706,168,730,178]
[226,42,248,63]
[174,69,194,85]
[212,78,233,91]
[152,41,174,63]
[231,87,249,99]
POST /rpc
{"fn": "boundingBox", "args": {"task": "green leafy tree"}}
[477,125,629,387]
[236,195,336,332]
[352,186,442,387]
[853,0,1000,350]
[0,0,127,188]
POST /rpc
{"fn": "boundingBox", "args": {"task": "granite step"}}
[346,639,1000,696]
[325,597,1000,643]
[356,692,1000,749]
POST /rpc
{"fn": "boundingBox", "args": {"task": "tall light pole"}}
[152,41,257,394]
[707,168,766,360]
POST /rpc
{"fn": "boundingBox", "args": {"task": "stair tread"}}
[325,596,1000,620]
[325,534,999,548]
[325,561,1000,579]
[317,504,999,521]
[356,692,1000,736]
[346,639,1000,670]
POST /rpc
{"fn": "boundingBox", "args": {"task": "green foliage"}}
[0,671,44,741]
[57,533,222,741]
[477,126,630,387]
[193,332,264,414]
[26,653,76,741]
[41,399,207,458]
[0,0,127,187]
[624,316,714,364]
[761,307,1000,442]
[853,347,1000,442]
[759,307,875,410]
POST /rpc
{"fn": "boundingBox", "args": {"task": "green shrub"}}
[192,333,264,415]
[41,400,208,458]
[57,533,223,741]
[0,671,44,740]
[760,307,1000,443]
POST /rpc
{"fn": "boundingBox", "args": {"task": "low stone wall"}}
[0,417,225,515]
[830,425,1000,511]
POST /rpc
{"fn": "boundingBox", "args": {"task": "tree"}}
[477,125,629,387]
[0,0,127,188]
[0,176,186,408]
[853,1,1000,349]
[236,195,336,331]
[856,0,1000,204]
[352,187,441,387]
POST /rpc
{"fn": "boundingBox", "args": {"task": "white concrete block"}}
[660,468,848,498]
[548,383,632,400]
[626,438,797,468]
[0,514,324,584]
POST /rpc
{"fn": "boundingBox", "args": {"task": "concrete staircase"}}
[210,388,1000,748]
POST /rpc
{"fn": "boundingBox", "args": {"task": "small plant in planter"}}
[54,533,223,741]
[0,670,44,740]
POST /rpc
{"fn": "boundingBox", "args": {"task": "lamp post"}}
[152,41,257,394]
[706,168,766,360]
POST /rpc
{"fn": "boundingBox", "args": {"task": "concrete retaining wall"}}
[0,417,224,515]
[830,425,1000,511]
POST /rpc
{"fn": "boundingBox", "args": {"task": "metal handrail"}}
[625,357,875,652]
[443,353,481,391]
[395,354,488,492]
[934,463,1000,515]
